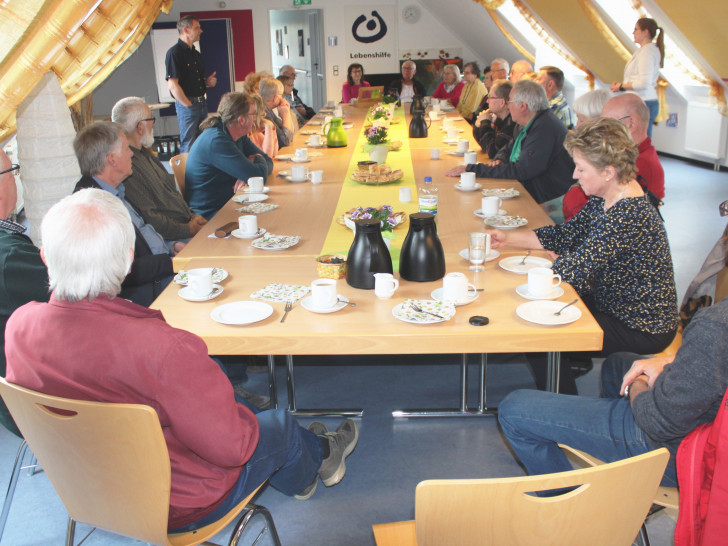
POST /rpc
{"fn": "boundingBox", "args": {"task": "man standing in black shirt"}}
[165,15,217,152]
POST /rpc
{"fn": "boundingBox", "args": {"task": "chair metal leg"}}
[633,522,651,546]
[65,517,76,546]
[0,440,29,543]
[228,504,281,546]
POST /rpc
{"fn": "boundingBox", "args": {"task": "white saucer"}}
[242,187,270,194]
[301,295,349,313]
[474,208,506,218]
[516,300,582,326]
[499,256,554,274]
[447,150,475,157]
[232,194,269,204]
[178,284,223,302]
[305,142,326,148]
[459,248,500,262]
[286,175,308,183]
[231,227,266,240]
[515,283,565,301]
[292,157,311,163]
[431,287,478,306]
[455,182,482,192]
[210,301,274,325]
[440,127,464,133]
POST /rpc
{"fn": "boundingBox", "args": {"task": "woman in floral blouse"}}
[488,117,678,393]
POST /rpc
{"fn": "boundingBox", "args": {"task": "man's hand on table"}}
[172,241,186,255]
[233,179,247,193]
[446,165,468,177]
[188,215,207,236]
[620,354,676,395]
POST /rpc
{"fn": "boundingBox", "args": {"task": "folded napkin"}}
[235,202,279,214]
[250,283,310,303]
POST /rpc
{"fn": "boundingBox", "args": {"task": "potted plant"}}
[349,205,398,247]
[364,126,390,164]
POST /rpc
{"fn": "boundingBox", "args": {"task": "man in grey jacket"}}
[112,97,207,241]
[498,297,728,486]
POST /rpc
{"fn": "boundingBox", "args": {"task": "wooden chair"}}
[0,378,280,546]
[169,153,188,198]
[372,448,669,546]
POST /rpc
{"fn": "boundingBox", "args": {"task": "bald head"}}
[510,60,533,82]
[0,149,18,219]
[601,93,650,144]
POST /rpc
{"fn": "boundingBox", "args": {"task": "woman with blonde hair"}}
[432,64,464,107]
[488,117,678,393]
[259,77,295,148]
[611,17,664,136]
[185,92,273,219]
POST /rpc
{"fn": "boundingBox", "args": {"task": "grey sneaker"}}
[293,477,318,500]
[308,421,329,436]
[233,384,270,409]
[319,419,359,487]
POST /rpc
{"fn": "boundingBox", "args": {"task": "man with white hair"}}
[279,65,315,120]
[111,97,207,240]
[0,149,48,437]
[4,188,359,529]
[73,121,178,306]
[387,60,425,102]
[447,80,574,204]
[509,59,534,82]
[490,58,510,81]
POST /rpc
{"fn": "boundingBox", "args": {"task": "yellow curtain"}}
[0,0,173,142]
[509,0,595,89]
[485,9,535,64]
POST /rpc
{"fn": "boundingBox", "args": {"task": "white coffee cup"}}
[432,103,441,114]
[327,100,335,108]
[373,273,399,299]
[291,164,309,182]
[447,127,459,140]
[399,187,412,203]
[442,272,476,303]
[460,172,476,189]
[464,151,478,165]
[309,133,322,146]
[238,215,258,235]
[186,269,213,297]
[321,116,332,134]
[457,139,469,153]
[334,106,343,117]
[528,267,562,298]
[351,98,358,106]
[248,177,264,192]
[481,196,502,217]
[428,111,439,121]
[294,148,308,161]
[430,148,440,160]
[310,170,323,184]
[311,278,338,308]
[442,117,454,130]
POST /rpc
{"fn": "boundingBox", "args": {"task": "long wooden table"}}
[154,104,603,417]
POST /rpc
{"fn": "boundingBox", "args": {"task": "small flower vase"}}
[369,144,389,164]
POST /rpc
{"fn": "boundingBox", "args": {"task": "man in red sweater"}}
[4,189,358,530]
[563,93,665,221]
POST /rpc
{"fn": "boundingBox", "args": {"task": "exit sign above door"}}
[293,0,311,4]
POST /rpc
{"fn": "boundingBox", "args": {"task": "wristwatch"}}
[619,83,625,92]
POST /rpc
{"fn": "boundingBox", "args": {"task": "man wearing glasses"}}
[0,149,49,437]
[386,60,425,103]
[111,97,207,241]
[472,79,518,158]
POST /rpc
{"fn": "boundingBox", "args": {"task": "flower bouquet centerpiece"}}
[382,93,400,107]
[364,125,390,163]
[368,105,394,128]
[349,205,399,243]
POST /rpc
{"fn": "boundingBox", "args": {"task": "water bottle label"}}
[419,196,438,215]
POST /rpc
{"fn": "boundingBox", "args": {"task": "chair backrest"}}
[0,378,173,545]
[414,448,669,546]
[169,153,188,198]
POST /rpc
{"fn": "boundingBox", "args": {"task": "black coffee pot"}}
[346,219,393,289]
[410,95,425,115]
[399,213,446,281]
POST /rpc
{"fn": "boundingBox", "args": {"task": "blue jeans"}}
[645,99,659,138]
[175,101,207,153]
[498,353,677,487]
[170,398,322,532]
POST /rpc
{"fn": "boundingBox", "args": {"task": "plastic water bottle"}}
[418,176,438,215]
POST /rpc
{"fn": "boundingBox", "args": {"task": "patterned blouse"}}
[535,195,678,334]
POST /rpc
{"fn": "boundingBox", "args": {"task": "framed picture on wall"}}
[298,29,304,57]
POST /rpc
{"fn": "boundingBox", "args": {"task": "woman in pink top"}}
[342,63,370,104]
[432,64,465,107]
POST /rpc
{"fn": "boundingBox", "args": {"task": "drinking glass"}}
[469,232,487,272]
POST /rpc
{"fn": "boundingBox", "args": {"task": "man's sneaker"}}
[308,421,328,436]
[233,384,270,409]
[319,419,359,487]
[293,477,318,500]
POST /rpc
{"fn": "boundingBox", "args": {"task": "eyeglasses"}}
[720,200,728,217]
[139,117,156,125]
[0,164,19,176]
[618,115,631,122]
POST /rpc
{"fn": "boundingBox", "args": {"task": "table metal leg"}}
[546,352,561,393]
[267,355,277,409]
[286,355,363,417]
[392,353,497,418]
